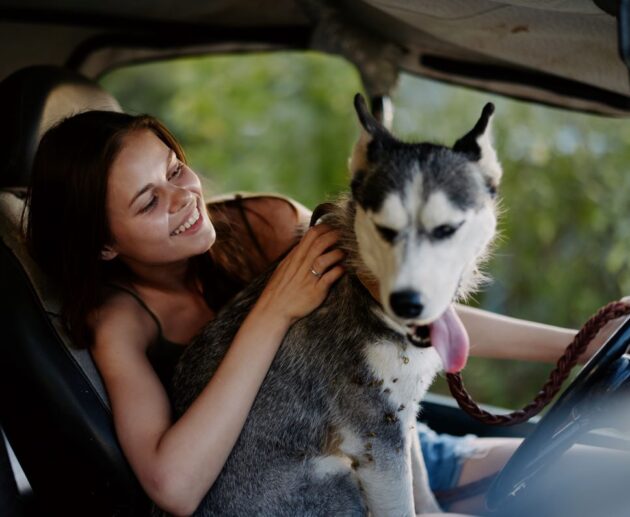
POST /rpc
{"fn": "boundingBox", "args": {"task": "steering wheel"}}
[485,316,630,512]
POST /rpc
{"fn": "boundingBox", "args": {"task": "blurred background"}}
[101,51,630,409]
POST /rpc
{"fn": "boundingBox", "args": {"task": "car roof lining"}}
[1,0,629,116]
[341,0,630,116]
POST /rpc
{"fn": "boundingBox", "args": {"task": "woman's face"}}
[103,129,216,267]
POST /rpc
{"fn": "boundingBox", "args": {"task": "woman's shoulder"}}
[207,192,311,264]
[90,288,160,357]
[239,196,306,254]
[208,192,311,226]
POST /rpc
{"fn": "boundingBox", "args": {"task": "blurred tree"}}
[101,52,630,409]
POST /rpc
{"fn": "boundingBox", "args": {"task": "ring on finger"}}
[310,267,322,278]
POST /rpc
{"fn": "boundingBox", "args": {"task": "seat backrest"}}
[0,66,148,516]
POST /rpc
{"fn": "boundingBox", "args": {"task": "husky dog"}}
[172,94,502,516]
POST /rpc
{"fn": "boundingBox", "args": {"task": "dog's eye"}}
[486,179,498,198]
[432,224,458,240]
[375,225,398,243]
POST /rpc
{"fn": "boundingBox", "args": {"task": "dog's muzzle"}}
[407,325,431,348]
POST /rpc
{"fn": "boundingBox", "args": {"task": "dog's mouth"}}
[407,324,431,348]
[405,306,470,373]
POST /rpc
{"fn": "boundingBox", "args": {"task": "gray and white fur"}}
[171,94,502,516]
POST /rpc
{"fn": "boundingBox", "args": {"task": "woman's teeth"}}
[172,208,200,235]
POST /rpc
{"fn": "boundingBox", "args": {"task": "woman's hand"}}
[255,224,345,325]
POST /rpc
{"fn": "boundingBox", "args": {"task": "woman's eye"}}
[375,224,398,243]
[431,224,458,240]
[169,161,184,180]
[140,195,158,213]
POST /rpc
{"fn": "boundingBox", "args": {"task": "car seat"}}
[0,66,149,516]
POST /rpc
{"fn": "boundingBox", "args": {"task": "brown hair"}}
[25,111,249,347]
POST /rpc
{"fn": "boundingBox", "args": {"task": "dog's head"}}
[350,94,500,338]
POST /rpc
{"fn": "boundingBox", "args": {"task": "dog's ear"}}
[453,103,502,193]
[349,93,392,182]
[353,93,390,138]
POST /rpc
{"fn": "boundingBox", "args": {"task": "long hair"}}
[25,111,249,347]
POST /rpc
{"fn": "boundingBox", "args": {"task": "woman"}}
[26,110,345,515]
[25,110,624,516]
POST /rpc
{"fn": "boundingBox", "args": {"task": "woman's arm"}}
[93,224,345,516]
[93,299,296,515]
[456,304,627,365]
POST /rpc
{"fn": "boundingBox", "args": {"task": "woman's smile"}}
[171,203,202,236]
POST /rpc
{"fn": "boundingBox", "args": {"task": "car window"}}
[101,52,630,409]
[100,53,362,208]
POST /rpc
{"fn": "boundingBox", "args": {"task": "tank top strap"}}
[207,191,308,266]
[106,283,164,338]
[232,193,269,263]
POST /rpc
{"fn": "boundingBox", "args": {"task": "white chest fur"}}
[363,340,442,425]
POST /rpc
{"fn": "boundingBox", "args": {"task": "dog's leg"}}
[410,428,442,513]
[355,437,416,517]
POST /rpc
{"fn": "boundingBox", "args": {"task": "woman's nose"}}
[169,186,194,213]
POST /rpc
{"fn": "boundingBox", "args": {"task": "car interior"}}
[1,1,629,516]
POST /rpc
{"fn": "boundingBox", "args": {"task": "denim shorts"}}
[417,421,478,492]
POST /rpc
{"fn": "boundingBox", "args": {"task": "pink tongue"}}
[429,306,470,373]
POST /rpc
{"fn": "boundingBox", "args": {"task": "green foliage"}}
[101,52,362,207]
[101,52,630,409]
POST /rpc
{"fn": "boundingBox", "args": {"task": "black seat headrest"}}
[0,65,121,188]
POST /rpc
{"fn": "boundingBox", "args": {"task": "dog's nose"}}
[390,290,423,319]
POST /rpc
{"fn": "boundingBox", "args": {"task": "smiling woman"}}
[22,105,346,514]
[26,112,212,347]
